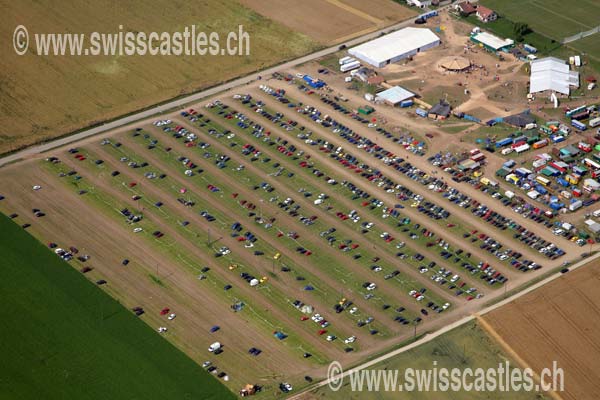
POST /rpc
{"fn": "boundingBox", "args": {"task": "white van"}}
[208,342,221,352]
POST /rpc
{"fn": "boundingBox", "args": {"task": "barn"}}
[348,27,440,68]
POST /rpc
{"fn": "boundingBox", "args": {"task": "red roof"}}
[458,2,476,14]
[477,5,495,19]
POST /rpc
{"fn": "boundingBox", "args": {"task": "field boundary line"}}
[476,315,563,400]
[324,0,383,25]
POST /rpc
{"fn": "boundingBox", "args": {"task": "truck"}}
[416,108,428,118]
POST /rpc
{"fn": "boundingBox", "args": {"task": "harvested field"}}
[0,0,320,155]
[239,0,415,44]
[485,260,600,400]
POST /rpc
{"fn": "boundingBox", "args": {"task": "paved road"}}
[291,251,599,398]
[0,5,458,169]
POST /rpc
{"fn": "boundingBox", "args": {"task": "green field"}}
[480,0,600,40]
[309,321,545,400]
[0,213,235,400]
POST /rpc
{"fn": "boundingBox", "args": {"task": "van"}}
[208,342,221,352]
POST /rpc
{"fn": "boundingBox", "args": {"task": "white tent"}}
[348,28,440,68]
[529,57,579,95]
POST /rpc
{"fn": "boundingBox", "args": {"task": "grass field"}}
[480,0,600,41]
[0,213,235,400]
[1,0,321,155]
[306,320,545,400]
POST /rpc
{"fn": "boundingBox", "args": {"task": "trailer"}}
[514,143,530,154]
[571,111,590,121]
[339,56,354,65]
[590,117,600,128]
[571,119,587,131]
[569,200,583,212]
[399,100,414,108]
[533,139,548,149]
[566,105,587,117]
[340,61,361,73]
[524,44,537,54]
[495,137,513,148]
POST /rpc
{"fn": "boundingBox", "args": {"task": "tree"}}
[513,22,531,42]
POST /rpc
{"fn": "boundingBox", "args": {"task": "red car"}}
[160,307,170,315]
[317,329,327,335]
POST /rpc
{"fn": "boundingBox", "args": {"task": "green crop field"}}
[308,320,546,400]
[0,213,235,400]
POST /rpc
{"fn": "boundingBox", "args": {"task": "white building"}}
[529,57,579,95]
[375,86,415,105]
[348,27,440,68]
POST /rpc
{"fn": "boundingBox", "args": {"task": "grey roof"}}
[429,101,451,117]
[503,112,535,127]
[375,86,415,104]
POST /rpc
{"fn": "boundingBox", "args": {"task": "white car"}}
[32,185,42,190]
[442,303,451,310]
[326,335,337,342]
[202,361,211,368]
[344,336,356,344]
[133,227,143,233]
[219,247,231,255]
[366,283,377,291]
[157,327,167,333]
[349,307,358,315]
[168,313,176,320]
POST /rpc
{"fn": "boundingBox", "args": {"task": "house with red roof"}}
[476,5,497,23]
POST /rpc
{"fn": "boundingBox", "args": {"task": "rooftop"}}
[375,86,415,104]
[471,31,514,50]
[349,27,440,65]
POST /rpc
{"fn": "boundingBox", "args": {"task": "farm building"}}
[367,75,385,85]
[439,56,471,72]
[428,101,451,119]
[476,5,497,22]
[470,31,514,52]
[348,27,440,68]
[455,1,476,16]
[376,86,415,106]
[529,57,579,95]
